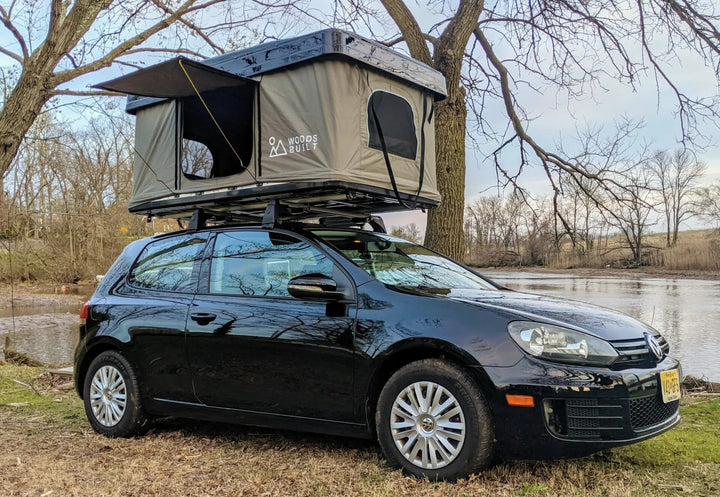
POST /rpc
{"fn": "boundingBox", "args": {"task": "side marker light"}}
[506,394,535,407]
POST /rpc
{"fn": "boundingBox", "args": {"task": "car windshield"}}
[312,230,497,293]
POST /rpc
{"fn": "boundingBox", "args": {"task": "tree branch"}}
[0,4,29,60]
[379,0,432,64]
[51,89,124,97]
[150,0,224,55]
[50,0,221,85]
[0,46,23,64]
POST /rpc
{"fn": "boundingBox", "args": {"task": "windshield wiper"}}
[392,285,451,296]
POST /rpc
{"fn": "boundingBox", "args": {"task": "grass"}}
[546,228,720,272]
[1,363,719,496]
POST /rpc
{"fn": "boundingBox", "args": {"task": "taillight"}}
[80,301,90,321]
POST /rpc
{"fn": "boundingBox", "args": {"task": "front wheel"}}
[83,350,147,437]
[376,359,494,481]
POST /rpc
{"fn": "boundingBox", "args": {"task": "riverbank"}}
[0,363,717,496]
[0,287,85,366]
[475,265,720,281]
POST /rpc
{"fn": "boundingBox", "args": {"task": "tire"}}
[376,358,494,481]
[83,350,147,437]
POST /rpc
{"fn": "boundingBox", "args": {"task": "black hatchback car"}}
[75,224,681,480]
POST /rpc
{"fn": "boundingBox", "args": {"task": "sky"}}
[2,1,719,234]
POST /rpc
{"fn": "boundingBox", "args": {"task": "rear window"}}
[128,234,207,293]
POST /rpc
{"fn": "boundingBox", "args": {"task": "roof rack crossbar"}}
[186,208,209,231]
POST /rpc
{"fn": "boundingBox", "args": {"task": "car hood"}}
[449,289,657,341]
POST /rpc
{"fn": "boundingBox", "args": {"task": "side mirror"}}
[287,273,345,301]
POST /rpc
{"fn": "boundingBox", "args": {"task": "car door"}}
[118,232,207,403]
[186,229,357,422]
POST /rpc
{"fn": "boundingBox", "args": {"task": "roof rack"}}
[139,181,434,231]
[183,202,389,234]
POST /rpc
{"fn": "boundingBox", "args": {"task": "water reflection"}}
[484,271,720,380]
[0,301,83,366]
[4,325,79,366]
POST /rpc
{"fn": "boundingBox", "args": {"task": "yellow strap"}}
[178,59,254,180]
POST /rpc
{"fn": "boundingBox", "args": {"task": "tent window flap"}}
[94,57,258,99]
[368,91,417,160]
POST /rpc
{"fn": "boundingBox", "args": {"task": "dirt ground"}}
[0,368,717,497]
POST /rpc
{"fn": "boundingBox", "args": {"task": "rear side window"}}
[129,234,207,293]
[209,231,332,297]
[367,91,417,160]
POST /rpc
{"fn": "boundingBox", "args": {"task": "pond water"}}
[483,271,720,381]
[1,302,83,367]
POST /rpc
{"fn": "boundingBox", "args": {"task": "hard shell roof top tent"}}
[96,29,447,226]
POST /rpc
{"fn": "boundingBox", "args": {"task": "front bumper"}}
[480,355,681,459]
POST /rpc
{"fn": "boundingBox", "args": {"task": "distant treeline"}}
[0,114,155,283]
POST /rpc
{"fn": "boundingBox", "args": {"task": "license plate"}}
[660,369,681,403]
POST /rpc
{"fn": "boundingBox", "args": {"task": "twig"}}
[12,378,41,396]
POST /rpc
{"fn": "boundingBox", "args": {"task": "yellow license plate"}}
[660,369,681,403]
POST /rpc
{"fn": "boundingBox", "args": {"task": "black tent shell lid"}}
[124,29,447,113]
[93,56,258,98]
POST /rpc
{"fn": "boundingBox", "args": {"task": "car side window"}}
[128,234,207,293]
[209,231,333,297]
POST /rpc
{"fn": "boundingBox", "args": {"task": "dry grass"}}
[1,364,719,497]
[545,228,720,272]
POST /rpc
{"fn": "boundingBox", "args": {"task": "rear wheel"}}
[83,350,147,437]
[376,359,494,480]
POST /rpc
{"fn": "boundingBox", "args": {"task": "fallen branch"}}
[11,378,42,396]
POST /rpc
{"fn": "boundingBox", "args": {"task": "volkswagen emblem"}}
[645,332,663,360]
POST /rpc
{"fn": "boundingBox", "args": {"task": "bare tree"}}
[698,182,720,228]
[600,166,658,266]
[556,174,604,257]
[465,193,526,265]
[390,222,422,243]
[0,0,284,181]
[650,149,706,247]
[334,1,720,259]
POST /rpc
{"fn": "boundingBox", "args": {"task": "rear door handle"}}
[190,312,217,325]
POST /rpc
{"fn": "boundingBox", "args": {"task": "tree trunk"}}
[424,86,467,260]
[0,71,53,177]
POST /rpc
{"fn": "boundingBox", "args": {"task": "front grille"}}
[629,395,680,429]
[610,334,670,367]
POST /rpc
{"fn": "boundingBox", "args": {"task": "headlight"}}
[508,321,618,366]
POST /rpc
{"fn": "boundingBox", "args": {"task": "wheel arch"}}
[75,338,126,399]
[364,339,496,436]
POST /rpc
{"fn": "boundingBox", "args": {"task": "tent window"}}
[181,87,254,180]
[181,139,214,179]
[368,91,417,160]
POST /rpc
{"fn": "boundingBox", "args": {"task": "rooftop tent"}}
[98,29,447,219]
[96,57,258,206]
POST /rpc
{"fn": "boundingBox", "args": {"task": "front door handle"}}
[190,312,217,325]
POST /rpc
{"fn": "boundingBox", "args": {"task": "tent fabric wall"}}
[257,60,439,202]
[129,57,440,210]
[132,101,178,206]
